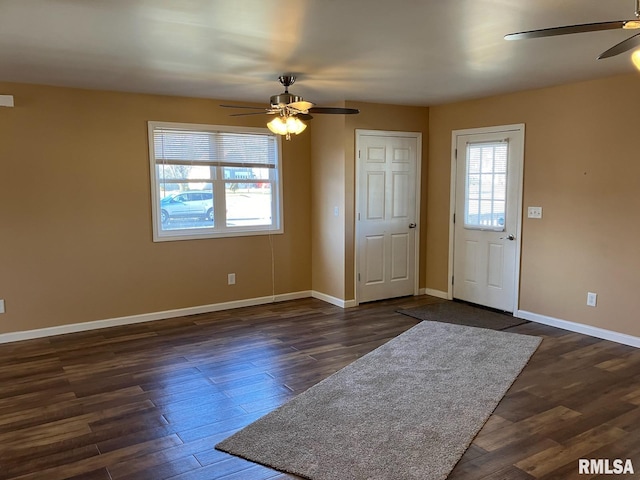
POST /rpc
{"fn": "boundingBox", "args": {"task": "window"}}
[148,121,283,241]
[464,141,508,231]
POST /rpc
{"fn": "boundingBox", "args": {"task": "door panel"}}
[390,233,409,280]
[357,132,420,303]
[367,172,385,219]
[392,173,409,218]
[365,235,385,284]
[452,125,524,312]
[487,243,504,288]
[463,240,479,284]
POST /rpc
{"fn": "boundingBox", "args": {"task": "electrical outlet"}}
[228,273,236,285]
[0,299,5,314]
[587,292,597,307]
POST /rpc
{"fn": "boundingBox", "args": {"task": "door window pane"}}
[464,142,508,230]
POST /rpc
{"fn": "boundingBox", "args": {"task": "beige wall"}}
[427,73,640,337]
[310,112,347,299]
[4,73,638,341]
[0,82,312,335]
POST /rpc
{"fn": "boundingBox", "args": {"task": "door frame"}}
[355,129,422,305]
[447,124,525,311]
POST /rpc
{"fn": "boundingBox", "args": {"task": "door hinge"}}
[358,150,361,159]
[452,276,454,285]
[453,213,456,224]
[455,148,457,159]
[358,273,361,282]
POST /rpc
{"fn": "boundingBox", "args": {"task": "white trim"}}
[448,136,457,301]
[423,288,450,300]
[449,123,525,312]
[517,310,640,349]
[0,291,312,345]
[354,129,422,303]
[311,291,357,309]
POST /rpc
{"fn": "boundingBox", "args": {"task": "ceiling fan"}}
[220,75,359,139]
[505,0,640,59]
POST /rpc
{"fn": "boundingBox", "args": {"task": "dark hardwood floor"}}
[1,296,639,480]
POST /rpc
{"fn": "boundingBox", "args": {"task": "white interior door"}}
[356,131,420,303]
[452,125,524,312]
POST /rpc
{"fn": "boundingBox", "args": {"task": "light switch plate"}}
[0,95,14,108]
[528,206,543,219]
[0,299,5,314]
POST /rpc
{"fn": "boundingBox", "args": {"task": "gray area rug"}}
[398,301,529,331]
[216,321,541,480]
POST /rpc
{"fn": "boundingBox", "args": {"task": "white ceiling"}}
[0,0,638,107]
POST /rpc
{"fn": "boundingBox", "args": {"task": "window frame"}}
[148,121,284,242]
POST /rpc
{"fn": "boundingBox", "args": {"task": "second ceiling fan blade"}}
[598,31,640,58]
[308,107,360,115]
[229,111,272,117]
[505,20,626,40]
[220,104,268,110]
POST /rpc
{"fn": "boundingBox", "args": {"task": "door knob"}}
[499,234,515,241]
[409,223,417,229]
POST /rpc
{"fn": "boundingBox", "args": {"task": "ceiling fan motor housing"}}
[270,92,303,108]
[270,74,303,108]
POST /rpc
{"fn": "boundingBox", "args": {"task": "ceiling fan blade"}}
[308,107,360,115]
[288,100,315,112]
[229,111,272,117]
[598,31,640,58]
[220,104,269,110]
[297,113,314,120]
[505,20,626,40]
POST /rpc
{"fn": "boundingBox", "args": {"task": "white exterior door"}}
[452,125,524,312]
[356,131,420,303]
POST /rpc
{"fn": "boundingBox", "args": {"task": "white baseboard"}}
[20,291,625,348]
[517,310,640,349]
[0,290,313,345]
[311,291,357,308]
[423,288,450,300]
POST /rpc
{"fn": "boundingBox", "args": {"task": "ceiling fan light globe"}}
[267,116,307,136]
[632,50,640,69]
[267,117,288,135]
[296,122,308,134]
[286,116,307,135]
[623,20,640,29]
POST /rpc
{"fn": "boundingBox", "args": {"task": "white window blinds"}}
[152,127,278,169]
[464,140,508,230]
